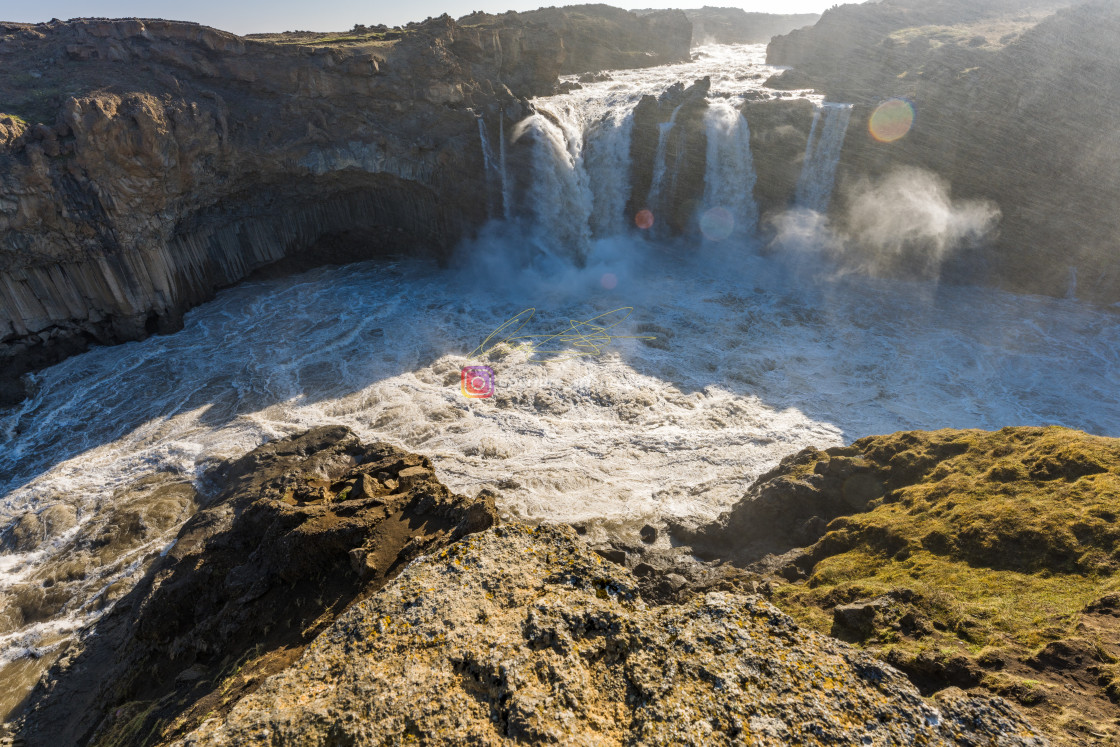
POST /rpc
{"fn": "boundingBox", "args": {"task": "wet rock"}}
[0,504,77,552]
[1,513,44,553]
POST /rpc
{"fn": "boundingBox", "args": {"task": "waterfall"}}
[499,114,511,221]
[585,110,635,237]
[477,116,499,218]
[1067,265,1078,300]
[794,103,853,213]
[702,100,759,240]
[646,104,684,214]
[523,107,595,259]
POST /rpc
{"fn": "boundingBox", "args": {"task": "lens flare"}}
[600,273,619,290]
[700,207,735,241]
[635,209,654,230]
[869,99,915,143]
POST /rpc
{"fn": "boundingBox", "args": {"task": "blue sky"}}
[4,1,835,35]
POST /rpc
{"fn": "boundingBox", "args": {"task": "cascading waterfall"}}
[702,100,759,240]
[794,102,853,213]
[646,104,684,217]
[584,110,635,237]
[499,114,511,221]
[476,116,499,218]
[520,107,595,259]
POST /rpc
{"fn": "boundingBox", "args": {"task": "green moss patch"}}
[765,427,1120,744]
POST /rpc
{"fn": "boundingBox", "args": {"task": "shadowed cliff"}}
[765,0,1120,302]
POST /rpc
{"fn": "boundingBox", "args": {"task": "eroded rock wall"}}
[0,17,526,404]
[766,0,1120,301]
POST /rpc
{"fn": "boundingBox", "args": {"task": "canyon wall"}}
[684,8,820,45]
[766,0,1120,301]
[461,4,693,74]
[0,9,693,406]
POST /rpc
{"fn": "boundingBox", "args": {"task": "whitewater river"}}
[2,43,1119,715]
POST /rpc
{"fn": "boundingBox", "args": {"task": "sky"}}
[2,0,836,35]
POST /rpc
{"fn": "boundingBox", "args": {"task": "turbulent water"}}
[2,43,1120,711]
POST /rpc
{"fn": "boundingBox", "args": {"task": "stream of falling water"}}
[2,43,1119,716]
[795,102,854,213]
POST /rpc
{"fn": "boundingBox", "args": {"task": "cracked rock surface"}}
[175,523,1046,746]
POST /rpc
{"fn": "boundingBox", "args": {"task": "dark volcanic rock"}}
[459,4,691,75]
[741,96,817,219]
[626,77,711,235]
[14,426,497,747]
[676,443,884,566]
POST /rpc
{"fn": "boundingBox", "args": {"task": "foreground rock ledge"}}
[14,426,497,746]
[174,523,1044,746]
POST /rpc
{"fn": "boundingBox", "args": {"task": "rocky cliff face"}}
[684,8,820,45]
[766,0,1120,302]
[0,7,694,407]
[626,77,715,237]
[460,4,692,75]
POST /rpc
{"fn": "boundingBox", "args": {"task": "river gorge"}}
[3,3,1120,745]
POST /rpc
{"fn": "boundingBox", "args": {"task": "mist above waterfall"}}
[845,168,1001,278]
[772,167,1001,280]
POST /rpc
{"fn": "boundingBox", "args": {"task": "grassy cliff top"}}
[768,426,1120,746]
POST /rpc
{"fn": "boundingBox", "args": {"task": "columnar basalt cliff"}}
[0,8,693,406]
[461,4,692,74]
[765,0,1120,301]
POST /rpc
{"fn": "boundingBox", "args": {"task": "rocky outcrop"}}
[678,426,1120,747]
[14,426,497,746]
[626,77,711,236]
[460,4,692,75]
[741,97,817,219]
[171,523,1044,746]
[765,0,1120,302]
